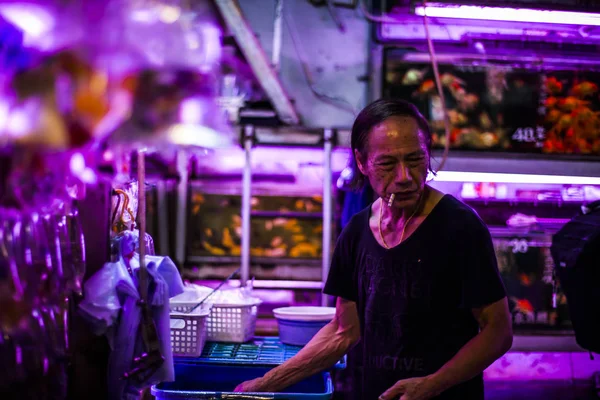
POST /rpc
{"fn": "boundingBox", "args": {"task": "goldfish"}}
[459,93,479,110]
[401,67,428,85]
[558,96,588,113]
[413,79,436,97]
[511,297,535,314]
[481,132,498,148]
[450,128,462,144]
[545,109,562,123]
[571,81,598,98]
[546,77,563,94]
[556,113,573,131]
[441,72,465,88]
[449,84,466,101]
[447,109,467,125]
[545,97,558,108]
[479,113,492,130]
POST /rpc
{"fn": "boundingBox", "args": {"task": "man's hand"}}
[234,377,270,393]
[379,376,438,400]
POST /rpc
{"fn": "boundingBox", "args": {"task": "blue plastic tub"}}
[277,319,330,346]
[151,363,333,399]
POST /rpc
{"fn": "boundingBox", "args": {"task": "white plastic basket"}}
[170,306,211,357]
[170,287,261,343]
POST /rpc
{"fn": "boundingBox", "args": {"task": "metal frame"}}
[175,150,189,270]
[238,125,335,294]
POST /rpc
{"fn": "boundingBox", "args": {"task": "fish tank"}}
[384,58,600,157]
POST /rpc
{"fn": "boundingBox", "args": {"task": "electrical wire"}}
[283,9,357,116]
[422,0,451,173]
[326,0,346,32]
[358,0,451,173]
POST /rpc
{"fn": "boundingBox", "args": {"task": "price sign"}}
[511,126,546,148]
[509,238,529,254]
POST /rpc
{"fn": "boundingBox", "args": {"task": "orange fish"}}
[441,73,465,88]
[571,81,598,98]
[558,96,588,113]
[556,113,573,130]
[413,79,436,97]
[519,273,532,286]
[546,77,563,94]
[546,109,562,123]
[512,298,534,314]
[545,97,558,108]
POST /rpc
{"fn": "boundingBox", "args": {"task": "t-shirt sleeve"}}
[458,215,507,309]
[323,226,358,302]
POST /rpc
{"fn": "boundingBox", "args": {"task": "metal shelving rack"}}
[239,125,336,307]
[172,125,338,306]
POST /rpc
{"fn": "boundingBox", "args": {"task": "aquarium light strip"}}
[430,171,600,185]
[414,3,600,26]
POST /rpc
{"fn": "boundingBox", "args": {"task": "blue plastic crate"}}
[151,363,333,399]
[186,337,346,369]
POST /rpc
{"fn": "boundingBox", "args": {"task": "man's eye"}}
[378,162,395,169]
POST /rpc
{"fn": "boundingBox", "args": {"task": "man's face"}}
[355,116,429,209]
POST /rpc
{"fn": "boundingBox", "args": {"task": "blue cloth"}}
[341,184,373,229]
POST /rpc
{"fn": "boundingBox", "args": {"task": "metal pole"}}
[272,0,283,71]
[137,151,148,300]
[241,125,254,286]
[322,129,333,307]
[156,180,169,256]
[175,150,188,271]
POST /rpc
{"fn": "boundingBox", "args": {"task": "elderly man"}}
[236,99,513,400]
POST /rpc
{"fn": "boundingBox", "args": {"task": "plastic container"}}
[273,307,336,346]
[196,337,347,369]
[170,305,211,357]
[151,363,333,399]
[170,286,261,343]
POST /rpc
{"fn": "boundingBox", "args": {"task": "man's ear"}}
[354,149,367,176]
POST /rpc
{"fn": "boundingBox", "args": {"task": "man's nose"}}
[395,162,413,183]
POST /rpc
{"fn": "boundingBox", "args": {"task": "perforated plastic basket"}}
[170,306,211,357]
[170,292,260,343]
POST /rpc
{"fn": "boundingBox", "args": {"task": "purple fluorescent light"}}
[430,171,600,186]
[415,3,600,26]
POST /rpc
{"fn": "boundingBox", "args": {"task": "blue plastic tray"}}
[182,337,347,369]
[151,363,333,399]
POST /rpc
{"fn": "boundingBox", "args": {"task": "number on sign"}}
[509,239,529,254]
[512,128,536,142]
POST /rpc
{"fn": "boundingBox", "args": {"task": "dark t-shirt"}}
[323,195,506,400]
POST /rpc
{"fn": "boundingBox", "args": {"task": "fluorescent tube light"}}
[415,3,600,26]
[429,171,600,185]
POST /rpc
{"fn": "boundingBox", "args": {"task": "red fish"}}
[546,77,563,94]
[571,81,598,98]
[512,297,534,314]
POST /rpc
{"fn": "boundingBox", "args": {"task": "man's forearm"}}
[428,324,512,395]
[261,321,356,391]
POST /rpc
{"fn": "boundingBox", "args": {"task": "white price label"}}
[509,239,529,254]
[512,127,545,143]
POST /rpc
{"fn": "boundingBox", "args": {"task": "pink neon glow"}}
[415,3,600,26]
